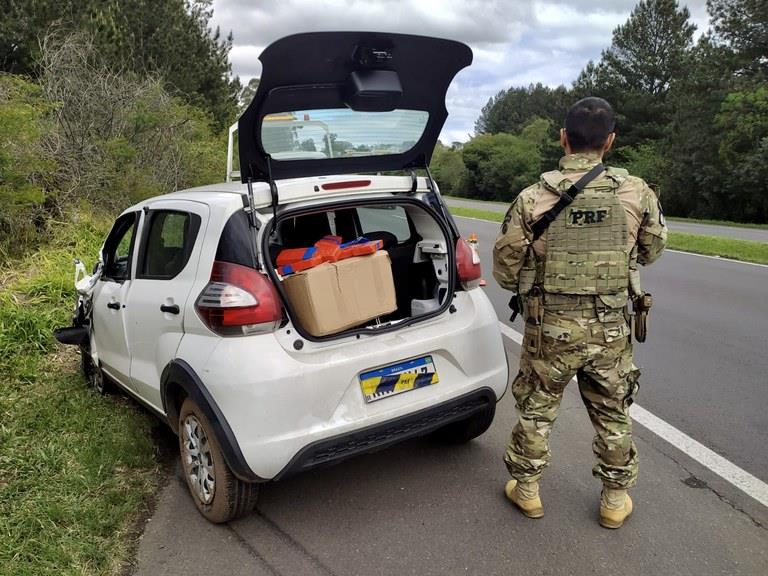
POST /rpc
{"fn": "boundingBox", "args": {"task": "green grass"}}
[0,216,161,576]
[666,232,768,264]
[450,207,506,223]
[449,206,768,265]
[444,195,509,207]
[665,216,768,230]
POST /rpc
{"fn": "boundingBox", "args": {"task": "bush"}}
[461,133,541,201]
[616,141,666,193]
[0,74,55,260]
[714,86,768,222]
[0,32,228,262]
[38,33,225,210]
[430,143,468,196]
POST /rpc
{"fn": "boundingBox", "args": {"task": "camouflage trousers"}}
[504,302,641,489]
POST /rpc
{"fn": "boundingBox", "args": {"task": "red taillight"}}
[196,261,282,336]
[456,237,481,286]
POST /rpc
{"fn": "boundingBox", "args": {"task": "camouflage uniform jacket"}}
[493,152,668,297]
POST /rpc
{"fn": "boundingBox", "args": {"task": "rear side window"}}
[216,210,257,268]
[357,205,412,242]
[139,210,200,279]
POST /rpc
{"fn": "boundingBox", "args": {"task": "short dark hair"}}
[564,97,615,152]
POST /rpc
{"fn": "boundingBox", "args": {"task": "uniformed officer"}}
[493,97,667,528]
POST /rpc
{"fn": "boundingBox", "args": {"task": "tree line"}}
[1,0,765,264]
[432,0,768,223]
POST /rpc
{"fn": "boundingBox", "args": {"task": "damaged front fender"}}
[53,259,101,346]
[75,258,101,296]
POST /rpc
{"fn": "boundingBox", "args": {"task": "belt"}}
[541,293,598,311]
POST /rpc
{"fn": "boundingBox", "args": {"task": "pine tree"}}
[707,0,768,77]
[574,0,696,149]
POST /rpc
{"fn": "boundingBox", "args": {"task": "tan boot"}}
[599,488,633,529]
[504,479,544,519]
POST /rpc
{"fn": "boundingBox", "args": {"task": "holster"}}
[508,294,522,322]
[631,293,653,343]
[524,286,544,356]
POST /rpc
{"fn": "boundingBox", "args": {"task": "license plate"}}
[359,355,439,403]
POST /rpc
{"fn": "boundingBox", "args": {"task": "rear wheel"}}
[178,397,259,523]
[431,403,496,444]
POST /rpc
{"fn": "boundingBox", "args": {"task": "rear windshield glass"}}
[357,206,411,242]
[261,109,429,161]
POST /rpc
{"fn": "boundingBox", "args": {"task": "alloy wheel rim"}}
[182,415,215,504]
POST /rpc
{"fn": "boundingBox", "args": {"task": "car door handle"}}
[160,304,180,315]
[107,301,121,310]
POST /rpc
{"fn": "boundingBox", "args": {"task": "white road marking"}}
[497,321,768,509]
[497,321,523,346]
[453,215,501,224]
[665,249,768,269]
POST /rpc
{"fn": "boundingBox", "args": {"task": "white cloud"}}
[212,0,712,141]
[227,44,265,80]
[213,0,531,48]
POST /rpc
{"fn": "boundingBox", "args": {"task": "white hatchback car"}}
[56,32,508,523]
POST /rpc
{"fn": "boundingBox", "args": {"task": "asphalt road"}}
[136,215,768,575]
[138,380,767,576]
[445,197,768,243]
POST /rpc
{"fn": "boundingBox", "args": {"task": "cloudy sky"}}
[211,0,709,143]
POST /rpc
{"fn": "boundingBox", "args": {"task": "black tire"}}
[178,397,259,523]
[80,345,111,395]
[431,403,496,444]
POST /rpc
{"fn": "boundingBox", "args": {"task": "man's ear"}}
[603,132,616,154]
[560,129,570,153]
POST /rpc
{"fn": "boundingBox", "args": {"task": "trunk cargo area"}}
[265,199,454,339]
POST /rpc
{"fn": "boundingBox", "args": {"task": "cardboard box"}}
[281,250,397,337]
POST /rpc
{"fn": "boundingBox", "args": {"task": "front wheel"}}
[178,398,259,523]
[431,404,496,444]
[80,345,111,395]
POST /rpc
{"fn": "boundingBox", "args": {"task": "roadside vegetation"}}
[449,206,768,265]
[1,2,237,574]
[663,232,768,264]
[432,0,767,225]
[0,216,161,575]
[665,217,768,230]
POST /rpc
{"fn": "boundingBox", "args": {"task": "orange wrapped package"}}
[339,238,384,259]
[276,235,384,276]
[313,235,343,262]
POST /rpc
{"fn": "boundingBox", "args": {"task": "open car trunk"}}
[262,197,455,341]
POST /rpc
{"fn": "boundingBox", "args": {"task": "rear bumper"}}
[275,387,495,479]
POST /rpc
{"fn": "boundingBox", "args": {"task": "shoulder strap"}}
[531,163,605,241]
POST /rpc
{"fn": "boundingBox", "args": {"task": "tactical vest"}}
[532,170,629,296]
